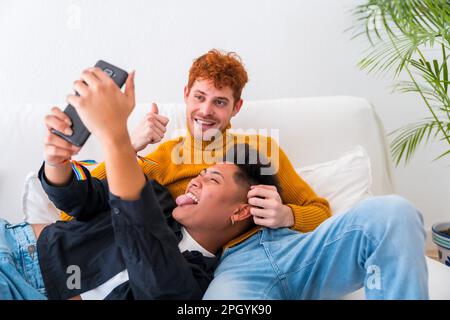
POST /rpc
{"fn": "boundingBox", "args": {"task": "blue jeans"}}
[203,195,429,300]
[0,219,47,299]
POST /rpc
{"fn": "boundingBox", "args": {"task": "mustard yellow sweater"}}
[66,128,331,247]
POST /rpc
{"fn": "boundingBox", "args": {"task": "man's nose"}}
[197,101,215,117]
[190,177,202,189]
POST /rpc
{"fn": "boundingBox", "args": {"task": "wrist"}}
[131,140,137,152]
[283,205,295,227]
[100,129,130,149]
[131,140,143,153]
[44,160,73,186]
[101,133,136,162]
[45,159,70,167]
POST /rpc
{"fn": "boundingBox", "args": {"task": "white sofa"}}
[1,96,449,299]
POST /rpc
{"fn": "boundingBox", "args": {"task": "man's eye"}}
[195,95,204,101]
[211,178,219,183]
[215,100,227,107]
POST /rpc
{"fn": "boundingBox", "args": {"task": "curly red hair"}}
[188,49,249,104]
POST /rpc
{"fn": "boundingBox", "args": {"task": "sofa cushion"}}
[296,145,373,215]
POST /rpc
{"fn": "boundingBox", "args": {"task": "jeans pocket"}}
[5,222,28,229]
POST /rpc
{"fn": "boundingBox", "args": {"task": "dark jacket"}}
[37,163,218,300]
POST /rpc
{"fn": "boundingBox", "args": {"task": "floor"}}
[426,249,440,262]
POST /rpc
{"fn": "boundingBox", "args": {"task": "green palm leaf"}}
[352,0,450,166]
[390,118,447,166]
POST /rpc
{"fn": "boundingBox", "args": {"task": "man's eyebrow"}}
[193,90,230,102]
[205,169,225,179]
[215,96,229,102]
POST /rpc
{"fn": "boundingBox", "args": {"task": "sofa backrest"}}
[0,96,394,223]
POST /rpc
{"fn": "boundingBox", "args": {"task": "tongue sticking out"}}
[176,194,196,206]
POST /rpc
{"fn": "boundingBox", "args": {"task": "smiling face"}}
[172,163,250,233]
[184,79,243,140]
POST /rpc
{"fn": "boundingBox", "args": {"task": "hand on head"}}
[247,185,294,228]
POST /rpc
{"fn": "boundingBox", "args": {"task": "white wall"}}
[0,0,448,231]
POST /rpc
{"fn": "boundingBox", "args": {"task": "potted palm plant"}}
[351,0,450,166]
[351,0,450,267]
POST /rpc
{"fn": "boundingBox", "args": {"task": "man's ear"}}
[231,204,252,223]
[183,86,190,104]
[231,99,243,117]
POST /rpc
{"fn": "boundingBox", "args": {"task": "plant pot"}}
[432,222,450,267]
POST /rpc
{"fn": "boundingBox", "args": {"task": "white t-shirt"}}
[79,227,215,300]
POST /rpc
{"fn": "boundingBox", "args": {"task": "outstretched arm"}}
[66,67,146,200]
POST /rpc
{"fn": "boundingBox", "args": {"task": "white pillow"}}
[22,171,60,224]
[296,145,373,215]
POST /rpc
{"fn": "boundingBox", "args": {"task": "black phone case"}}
[51,60,129,147]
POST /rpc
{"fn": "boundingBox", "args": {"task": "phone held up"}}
[51,60,128,147]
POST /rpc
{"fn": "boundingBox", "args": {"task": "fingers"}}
[44,143,76,159]
[146,116,167,142]
[73,80,89,97]
[149,126,164,141]
[252,214,273,227]
[157,114,169,126]
[148,104,168,124]
[124,70,135,101]
[50,106,72,125]
[150,114,169,127]
[250,206,279,228]
[44,128,80,163]
[67,94,82,110]
[147,126,164,142]
[150,117,167,133]
[89,67,109,81]
[247,184,282,226]
[248,196,274,209]
[45,128,79,152]
[45,114,72,136]
[146,111,169,131]
[151,102,159,114]
[250,184,277,191]
[79,68,100,87]
[247,186,278,200]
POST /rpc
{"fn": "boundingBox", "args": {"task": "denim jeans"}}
[0,219,47,300]
[203,195,429,300]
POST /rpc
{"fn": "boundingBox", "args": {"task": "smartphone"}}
[51,60,129,147]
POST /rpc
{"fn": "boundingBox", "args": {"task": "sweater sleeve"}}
[90,139,179,181]
[269,138,332,232]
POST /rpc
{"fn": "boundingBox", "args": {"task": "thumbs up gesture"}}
[130,102,170,152]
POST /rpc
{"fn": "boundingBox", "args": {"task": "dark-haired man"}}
[0,150,279,299]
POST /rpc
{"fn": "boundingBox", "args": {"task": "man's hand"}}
[44,106,81,166]
[43,106,81,186]
[131,103,169,152]
[67,67,136,144]
[247,185,294,228]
